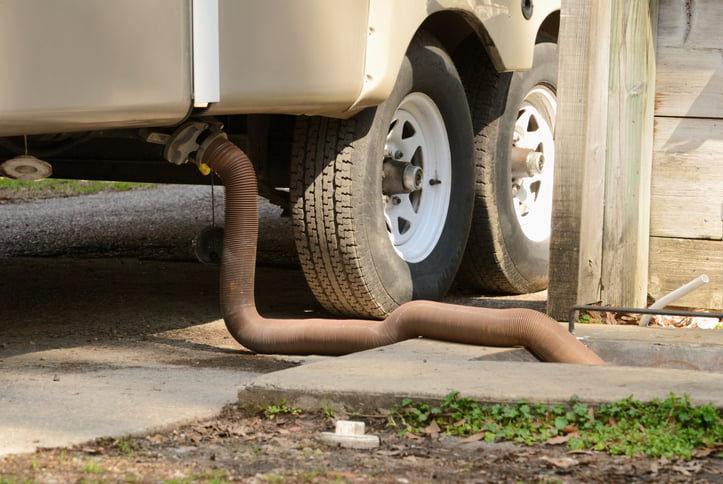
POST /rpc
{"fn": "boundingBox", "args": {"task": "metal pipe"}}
[200,136,604,364]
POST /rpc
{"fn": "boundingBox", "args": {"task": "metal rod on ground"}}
[568,305,723,333]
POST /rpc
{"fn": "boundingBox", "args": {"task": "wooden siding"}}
[648,0,722,309]
[648,238,722,309]
[651,118,722,240]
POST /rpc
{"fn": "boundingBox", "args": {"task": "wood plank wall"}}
[650,0,722,309]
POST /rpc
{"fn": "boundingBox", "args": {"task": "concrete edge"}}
[236,336,723,414]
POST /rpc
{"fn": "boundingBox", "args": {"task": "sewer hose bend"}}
[199,136,604,365]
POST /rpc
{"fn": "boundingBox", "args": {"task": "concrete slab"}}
[0,319,308,457]
[0,258,321,457]
[0,343,259,455]
[0,365,255,455]
[575,324,722,372]
[238,326,723,414]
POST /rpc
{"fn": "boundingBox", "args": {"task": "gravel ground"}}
[0,184,296,266]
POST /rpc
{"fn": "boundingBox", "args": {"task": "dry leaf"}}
[540,456,579,468]
[672,465,692,476]
[333,472,360,479]
[80,447,104,455]
[692,447,717,458]
[458,432,487,443]
[545,434,572,445]
[422,421,440,437]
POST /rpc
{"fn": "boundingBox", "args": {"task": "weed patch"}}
[261,399,301,420]
[113,436,134,458]
[388,391,722,459]
[80,460,105,474]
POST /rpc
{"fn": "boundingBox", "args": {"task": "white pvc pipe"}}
[640,274,710,326]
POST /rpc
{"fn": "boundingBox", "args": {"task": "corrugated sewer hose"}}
[197,134,604,365]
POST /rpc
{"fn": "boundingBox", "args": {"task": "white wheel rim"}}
[512,85,556,242]
[383,93,452,263]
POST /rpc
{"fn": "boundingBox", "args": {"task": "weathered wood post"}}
[549,0,658,319]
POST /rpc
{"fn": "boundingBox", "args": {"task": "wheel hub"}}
[511,147,545,177]
[382,159,424,195]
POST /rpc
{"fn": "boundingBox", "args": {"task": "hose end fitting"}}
[163,121,227,174]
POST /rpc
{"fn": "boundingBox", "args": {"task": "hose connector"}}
[163,121,227,175]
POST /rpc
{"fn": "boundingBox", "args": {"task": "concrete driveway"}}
[0,186,319,455]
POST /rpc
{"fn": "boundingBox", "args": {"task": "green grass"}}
[0,178,152,199]
[80,461,106,474]
[577,313,602,325]
[261,399,301,420]
[113,435,134,458]
[389,391,722,459]
[163,470,231,484]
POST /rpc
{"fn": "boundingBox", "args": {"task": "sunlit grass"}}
[0,178,152,199]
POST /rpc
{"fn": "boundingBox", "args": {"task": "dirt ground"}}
[1,186,721,482]
[1,404,720,483]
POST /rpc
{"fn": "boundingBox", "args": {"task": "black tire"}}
[290,32,475,318]
[456,41,558,294]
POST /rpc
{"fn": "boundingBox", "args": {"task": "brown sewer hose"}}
[200,136,604,365]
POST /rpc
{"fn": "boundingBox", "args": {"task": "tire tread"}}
[291,116,388,317]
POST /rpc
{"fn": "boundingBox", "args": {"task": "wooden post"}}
[548,0,657,319]
[548,0,613,318]
[601,0,657,309]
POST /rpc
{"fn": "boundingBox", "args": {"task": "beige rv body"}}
[0,0,559,136]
